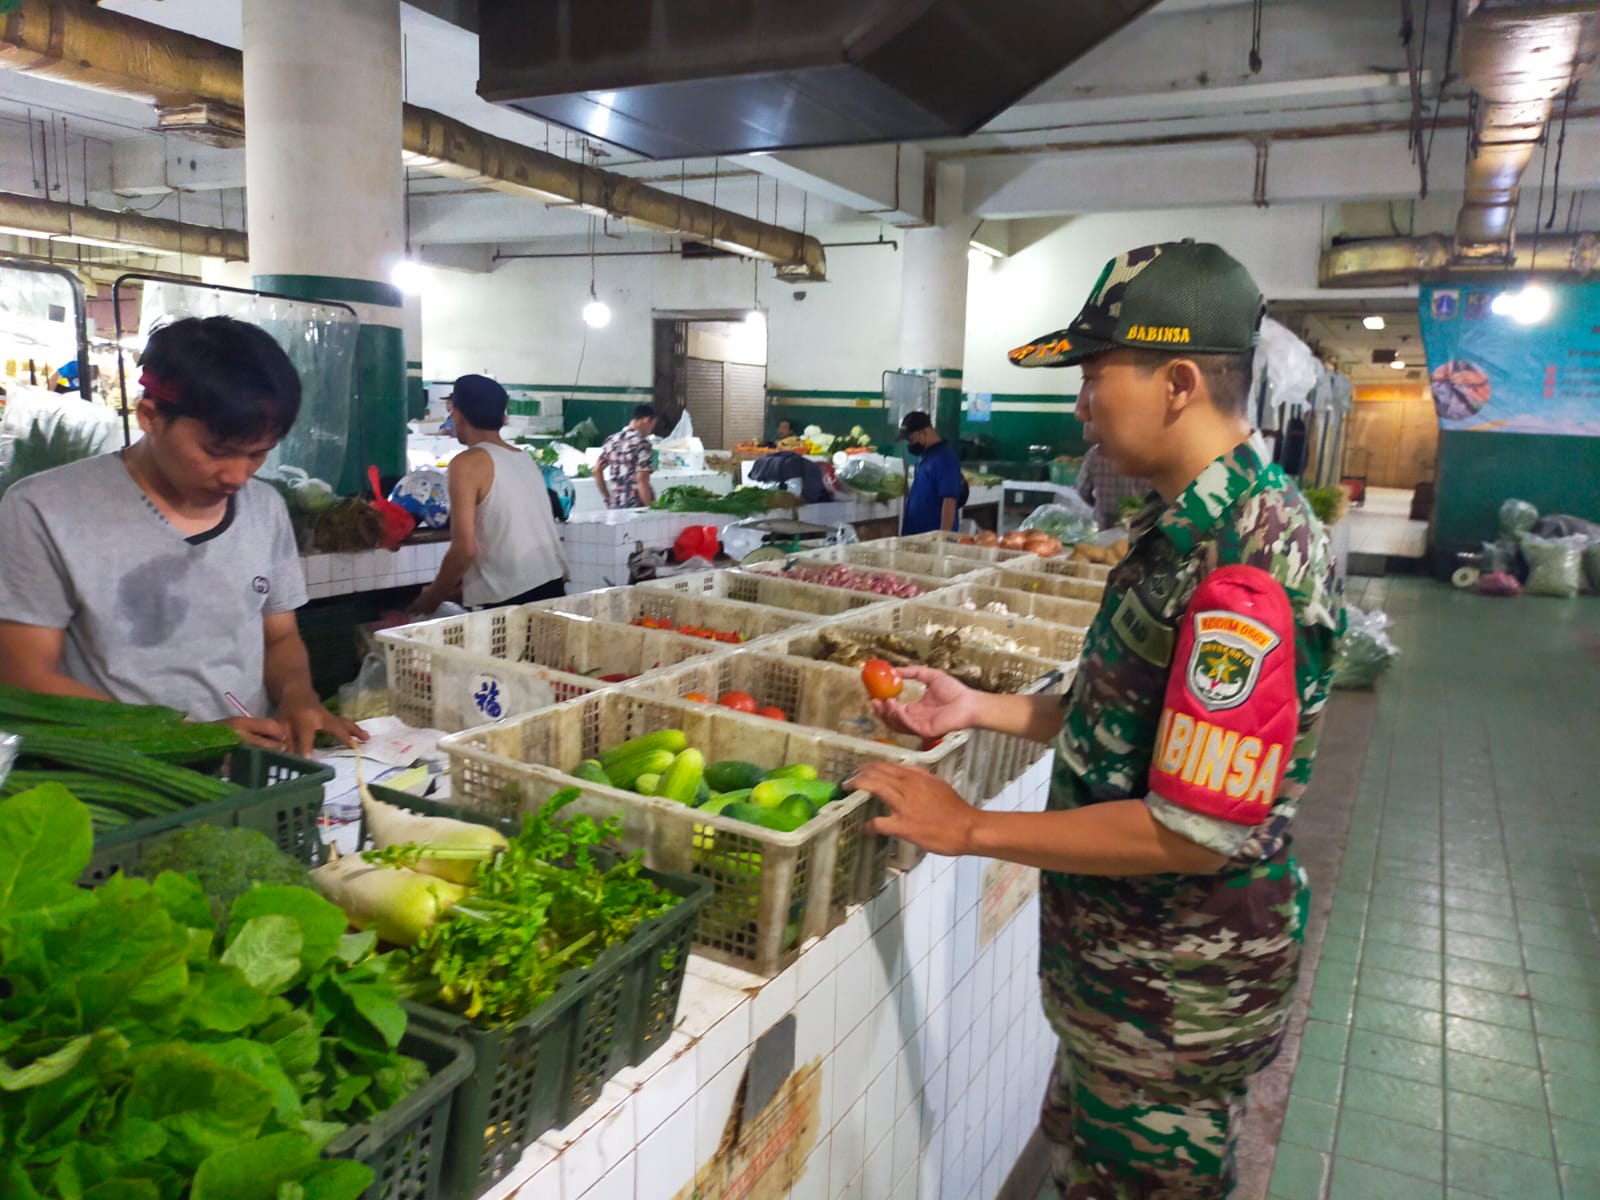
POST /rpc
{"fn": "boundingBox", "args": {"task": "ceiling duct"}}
[0,0,827,278]
[475,0,1159,159]
[1321,232,1600,286]
[0,190,248,259]
[1454,0,1600,255]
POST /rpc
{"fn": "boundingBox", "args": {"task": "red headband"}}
[138,370,180,407]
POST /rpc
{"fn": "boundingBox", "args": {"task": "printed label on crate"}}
[978,859,1040,950]
[454,671,555,730]
[674,1060,822,1200]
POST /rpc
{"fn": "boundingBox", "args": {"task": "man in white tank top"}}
[409,375,569,613]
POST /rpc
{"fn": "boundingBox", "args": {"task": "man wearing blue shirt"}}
[899,410,964,535]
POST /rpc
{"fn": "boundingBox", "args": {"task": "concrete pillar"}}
[242,0,406,491]
[898,163,971,442]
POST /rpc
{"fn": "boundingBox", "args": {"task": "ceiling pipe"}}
[0,190,249,259]
[1320,231,1600,286]
[1453,1,1600,255]
[0,0,827,279]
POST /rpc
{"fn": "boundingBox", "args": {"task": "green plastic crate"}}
[326,1024,475,1200]
[83,746,334,883]
[365,787,710,1200]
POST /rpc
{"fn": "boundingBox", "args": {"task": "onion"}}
[1000,531,1029,549]
[975,530,999,547]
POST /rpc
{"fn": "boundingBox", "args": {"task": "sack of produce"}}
[1331,605,1399,689]
[562,417,602,451]
[0,388,120,498]
[1532,514,1600,541]
[1498,497,1539,539]
[1478,571,1522,597]
[1518,532,1586,598]
[836,452,906,500]
[1020,494,1097,543]
[1584,539,1600,594]
[388,466,450,528]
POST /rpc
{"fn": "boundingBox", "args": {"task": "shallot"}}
[778,563,923,597]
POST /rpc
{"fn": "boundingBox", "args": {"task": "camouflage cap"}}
[1008,239,1265,368]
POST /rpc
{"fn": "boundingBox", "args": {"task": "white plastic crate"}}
[740,558,951,601]
[537,585,820,645]
[892,531,1045,566]
[966,668,1074,803]
[440,691,966,976]
[796,543,999,582]
[896,597,1087,664]
[378,605,722,732]
[993,565,1108,605]
[757,605,1071,695]
[1003,553,1115,583]
[919,581,1100,632]
[639,568,898,618]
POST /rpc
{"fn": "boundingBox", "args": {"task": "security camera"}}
[792,290,808,302]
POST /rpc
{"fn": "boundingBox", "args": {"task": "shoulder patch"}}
[1149,564,1299,827]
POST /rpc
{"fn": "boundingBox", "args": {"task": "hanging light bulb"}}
[745,309,765,333]
[391,258,424,294]
[582,283,611,329]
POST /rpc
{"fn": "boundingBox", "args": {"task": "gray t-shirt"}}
[0,452,307,720]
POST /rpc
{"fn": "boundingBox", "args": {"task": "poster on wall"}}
[1418,282,1600,436]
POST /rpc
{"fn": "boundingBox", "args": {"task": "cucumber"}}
[634,773,662,796]
[606,748,677,791]
[704,760,765,793]
[657,749,705,806]
[722,800,810,834]
[763,763,818,783]
[699,789,749,817]
[570,759,614,787]
[600,730,688,772]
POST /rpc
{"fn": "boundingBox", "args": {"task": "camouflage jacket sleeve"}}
[1145,481,1345,859]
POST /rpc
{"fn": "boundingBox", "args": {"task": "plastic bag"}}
[1579,540,1600,593]
[562,418,602,451]
[388,467,450,529]
[835,453,904,500]
[0,731,17,789]
[1498,498,1539,539]
[1479,540,1521,576]
[1478,572,1522,597]
[1020,494,1097,544]
[1532,514,1600,541]
[0,391,120,498]
[336,652,391,721]
[1518,532,1586,598]
[1332,605,1399,689]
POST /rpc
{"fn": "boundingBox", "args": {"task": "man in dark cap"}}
[853,240,1344,1199]
[898,409,965,536]
[410,374,568,613]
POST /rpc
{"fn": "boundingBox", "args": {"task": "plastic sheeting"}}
[137,281,358,491]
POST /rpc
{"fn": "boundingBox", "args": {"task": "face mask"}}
[906,436,926,457]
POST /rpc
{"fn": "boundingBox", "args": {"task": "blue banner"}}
[1419,282,1600,436]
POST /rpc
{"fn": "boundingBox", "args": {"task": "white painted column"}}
[898,163,972,438]
[241,0,408,488]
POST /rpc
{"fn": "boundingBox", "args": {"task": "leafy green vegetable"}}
[651,485,783,515]
[0,788,427,1200]
[389,789,679,1026]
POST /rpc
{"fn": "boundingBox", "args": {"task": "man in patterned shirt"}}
[595,404,657,509]
[1076,442,1152,529]
[852,240,1344,1199]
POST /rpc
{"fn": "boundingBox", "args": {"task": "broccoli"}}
[135,824,310,924]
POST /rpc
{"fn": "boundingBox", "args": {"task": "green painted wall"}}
[1435,431,1600,552]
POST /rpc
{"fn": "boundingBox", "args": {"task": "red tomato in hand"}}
[860,659,903,701]
[718,691,758,713]
[757,705,788,721]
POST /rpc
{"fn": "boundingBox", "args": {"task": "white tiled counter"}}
[302,540,449,600]
[482,752,1057,1200]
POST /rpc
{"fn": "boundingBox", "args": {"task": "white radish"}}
[356,750,507,885]
[311,847,467,947]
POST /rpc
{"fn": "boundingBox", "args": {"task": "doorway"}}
[652,311,768,449]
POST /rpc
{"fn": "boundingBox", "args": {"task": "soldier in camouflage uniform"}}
[852,240,1344,1198]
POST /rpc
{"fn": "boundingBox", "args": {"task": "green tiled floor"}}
[1269,577,1600,1200]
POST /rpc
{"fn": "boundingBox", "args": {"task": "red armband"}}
[1148,564,1298,826]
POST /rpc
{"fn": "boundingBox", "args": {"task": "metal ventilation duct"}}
[1455,0,1600,254]
[476,0,1159,159]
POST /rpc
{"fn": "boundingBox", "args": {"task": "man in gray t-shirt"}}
[0,452,304,721]
[0,315,362,755]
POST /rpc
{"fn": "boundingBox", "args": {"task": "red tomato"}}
[682,691,711,703]
[757,705,788,721]
[860,659,904,701]
[718,691,759,713]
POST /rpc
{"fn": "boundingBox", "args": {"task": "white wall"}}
[962,203,1414,395]
[417,224,903,392]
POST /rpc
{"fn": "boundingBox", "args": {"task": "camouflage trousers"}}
[1037,852,1306,1199]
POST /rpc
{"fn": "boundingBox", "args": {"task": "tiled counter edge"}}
[482,753,1057,1200]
